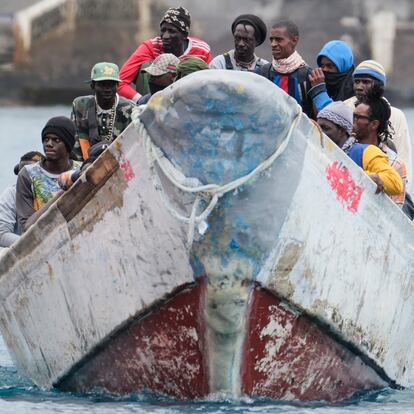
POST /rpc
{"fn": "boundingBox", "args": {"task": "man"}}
[317,101,403,197]
[210,14,268,71]
[0,152,42,249]
[16,117,81,232]
[118,7,211,103]
[136,53,180,105]
[353,90,407,205]
[308,40,355,111]
[71,62,134,161]
[344,60,412,186]
[175,56,209,81]
[258,20,314,118]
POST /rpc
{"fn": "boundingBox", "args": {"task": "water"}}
[0,106,413,413]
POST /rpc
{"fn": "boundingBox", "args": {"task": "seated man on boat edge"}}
[118,7,211,103]
[16,117,81,233]
[317,101,403,198]
[210,14,268,71]
[71,62,134,161]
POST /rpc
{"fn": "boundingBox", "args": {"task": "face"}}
[150,72,175,87]
[92,80,118,106]
[353,77,374,99]
[160,22,186,54]
[42,133,68,161]
[233,23,256,61]
[269,26,298,60]
[319,56,338,73]
[317,118,346,146]
[352,103,373,141]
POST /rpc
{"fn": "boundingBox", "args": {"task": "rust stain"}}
[47,262,55,282]
[268,241,304,299]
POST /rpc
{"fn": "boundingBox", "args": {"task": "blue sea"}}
[0,106,413,413]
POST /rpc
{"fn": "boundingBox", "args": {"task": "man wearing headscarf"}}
[119,7,211,103]
[210,14,268,71]
[308,40,355,111]
[175,56,209,81]
[16,117,81,232]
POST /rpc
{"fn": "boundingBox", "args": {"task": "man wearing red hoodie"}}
[118,7,211,103]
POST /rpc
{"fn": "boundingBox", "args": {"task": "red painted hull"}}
[57,281,387,401]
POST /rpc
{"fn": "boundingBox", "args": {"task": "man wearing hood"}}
[210,14,268,71]
[308,40,354,112]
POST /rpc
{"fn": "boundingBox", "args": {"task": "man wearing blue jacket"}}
[307,40,355,112]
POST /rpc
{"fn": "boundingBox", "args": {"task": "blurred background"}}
[0,0,413,105]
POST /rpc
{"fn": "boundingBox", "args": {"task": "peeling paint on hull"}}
[58,281,209,398]
[57,281,386,401]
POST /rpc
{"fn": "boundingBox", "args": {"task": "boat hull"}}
[0,71,412,402]
[57,279,386,401]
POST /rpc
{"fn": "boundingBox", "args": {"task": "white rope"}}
[132,105,302,246]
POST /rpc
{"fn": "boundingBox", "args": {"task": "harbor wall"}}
[1,0,414,104]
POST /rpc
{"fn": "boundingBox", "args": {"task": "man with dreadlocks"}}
[118,7,211,103]
[317,101,403,198]
[344,60,412,187]
[210,14,268,71]
[352,88,405,203]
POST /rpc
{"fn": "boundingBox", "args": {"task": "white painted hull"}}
[0,71,412,400]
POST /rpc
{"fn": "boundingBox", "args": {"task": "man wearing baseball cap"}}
[71,61,135,161]
[118,7,211,103]
[136,53,180,105]
[344,60,412,186]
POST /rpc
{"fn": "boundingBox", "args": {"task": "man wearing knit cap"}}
[16,116,81,232]
[344,59,412,187]
[119,7,211,103]
[317,101,403,197]
[175,56,209,81]
[210,14,268,71]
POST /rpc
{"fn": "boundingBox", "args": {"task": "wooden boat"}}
[0,71,413,402]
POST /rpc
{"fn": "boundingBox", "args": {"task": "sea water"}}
[0,106,413,413]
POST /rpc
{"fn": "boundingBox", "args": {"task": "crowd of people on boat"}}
[0,6,412,251]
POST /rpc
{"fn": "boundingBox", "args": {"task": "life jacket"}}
[346,143,368,168]
[259,63,314,119]
[223,52,266,71]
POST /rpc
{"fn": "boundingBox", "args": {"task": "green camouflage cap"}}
[87,62,120,82]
